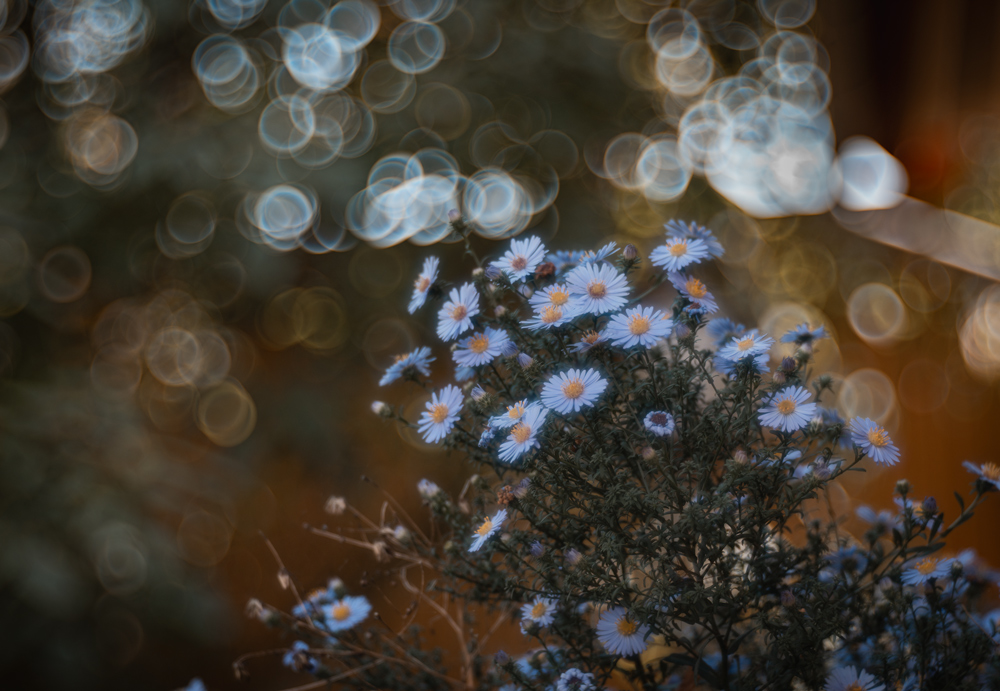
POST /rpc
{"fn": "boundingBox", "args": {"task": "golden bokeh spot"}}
[332,604,352,621]
[511,423,532,444]
[468,334,490,354]
[776,399,796,415]
[430,403,450,424]
[562,378,585,399]
[587,280,607,298]
[628,314,651,335]
[685,278,707,298]
[616,617,638,636]
[669,240,688,257]
[476,518,493,537]
[450,304,468,321]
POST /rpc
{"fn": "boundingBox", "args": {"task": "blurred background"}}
[3,0,1000,688]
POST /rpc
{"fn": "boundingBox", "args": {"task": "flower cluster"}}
[243,221,1000,691]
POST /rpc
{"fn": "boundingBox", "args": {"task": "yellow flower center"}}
[468,334,490,354]
[776,399,796,415]
[616,616,638,636]
[736,336,756,352]
[549,288,569,306]
[511,422,532,443]
[561,378,585,399]
[669,240,688,257]
[476,518,493,537]
[845,684,865,691]
[867,426,889,448]
[628,314,651,335]
[415,276,431,292]
[915,558,937,575]
[450,304,468,321]
[429,403,450,424]
[332,604,351,621]
[541,306,563,323]
[507,403,526,419]
[511,255,528,271]
[685,278,707,298]
[531,602,547,618]
[981,463,1000,480]
[581,331,601,344]
[587,280,607,298]
[394,353,408,362]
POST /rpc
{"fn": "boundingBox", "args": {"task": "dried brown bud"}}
[623,243,638,260]
[497,485,515,506]
[534,261,556,278]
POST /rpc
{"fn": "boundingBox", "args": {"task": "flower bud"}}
[780,590,796,607]
[530,541,544,557]
[623,243,638,260]
[417,478,441,499]
[471,267,484,279]
[733,449,749,465]
[328,577,347,597]
[325,496,347,515]
[921,496,938,516]
[245,598,264,620]
[471,385,487,401]
[485,264,502,280]
[566,548,582,565]
[497,485,515,506]
[513,477,531,498]
[781,356,796,373]
[517,352,534,368]
[772,371,786,385]
[494,305,507,317]
[371,401,392,417]
[950,560,964,579]
[895,479,911,496]
[640,446,655,461]
[448,208,461,222]
[494,650,510,666]
[519,284,534,298]
[501,341,519,357]
[372,541,388,562]
[674,323,691,339]
[392,525,410,543]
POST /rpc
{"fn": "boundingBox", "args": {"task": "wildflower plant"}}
[243,220,1000,691]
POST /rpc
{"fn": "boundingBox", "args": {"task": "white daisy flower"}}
[824,665,885,691]
[758,385,818,433]
[606,305,673,349]
[519,596,558,631]
[668,271,718,313]
[490,400,531,429]
[569,330,608,353]
[417,479,441,499]
[718,329,774,361]
[408,256,440,313]
[492,235,546,282]
[529,283,575,311]
[649,237,710,272]
[379,347,435,386]
[579,241,619,265]
[962,460,1000,490]
[566,263,630,315]
[418,385,464,443]
[453,327,510,367]
[469,508,507,552]
[541,368,608,414]
[901,556,954,585]
[595,606,649,657]
[665,219,724,258]
[498,404,547,463]
[848,417,900,466]
[556,668,595,691]
[523,305,571,330]
[436,283,480,341]
[643,411,675,436]
[324,595,372,632]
